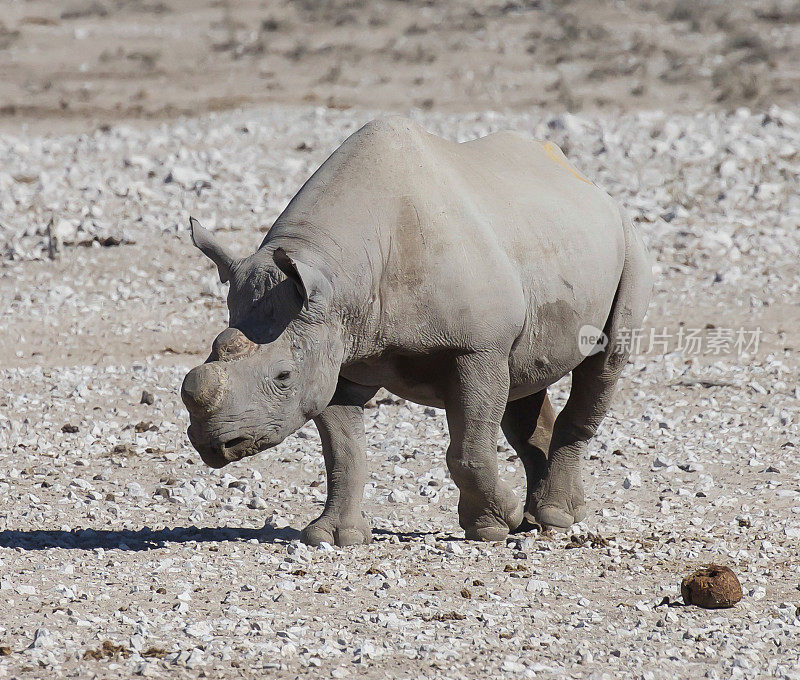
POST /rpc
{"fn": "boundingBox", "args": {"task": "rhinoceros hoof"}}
[534,504,587,531]
[301,518,372,547]
[464,524,512,542]
[462,499,524,542]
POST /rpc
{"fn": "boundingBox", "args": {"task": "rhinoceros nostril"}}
[223,436,249,449]
[181,363,227,414]
[212,327,257,362]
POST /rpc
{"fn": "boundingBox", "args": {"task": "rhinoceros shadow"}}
[0,522,301,551]
[0,525,446,550]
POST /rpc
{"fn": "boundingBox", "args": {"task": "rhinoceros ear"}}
[189,217,235,283]
[273,247,332,308]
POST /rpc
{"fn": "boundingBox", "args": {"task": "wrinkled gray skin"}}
[182,117,652,546]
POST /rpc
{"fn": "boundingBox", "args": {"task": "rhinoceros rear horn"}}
[273,247,332,308]
[189,217,235,283]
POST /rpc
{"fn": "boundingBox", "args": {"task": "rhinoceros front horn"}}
[181,363,227,415]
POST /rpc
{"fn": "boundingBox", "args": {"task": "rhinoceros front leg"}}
[301,379,378,547]
[445,352,524,541]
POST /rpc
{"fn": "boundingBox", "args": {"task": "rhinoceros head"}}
[181,218,343,468]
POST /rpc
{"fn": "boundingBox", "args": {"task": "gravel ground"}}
[1,105,799,678]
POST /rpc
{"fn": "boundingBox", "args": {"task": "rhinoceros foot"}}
[531,465,587,530]
[301,514,372,547]
[534,504,587,531]
[460,483,524,542]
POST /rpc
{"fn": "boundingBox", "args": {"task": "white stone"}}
[165,166,211,190]
[526,579,550,594]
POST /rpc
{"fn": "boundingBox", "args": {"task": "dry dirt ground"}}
[1,2,800,680]
[1,0,800,132]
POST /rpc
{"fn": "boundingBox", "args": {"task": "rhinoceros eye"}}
[276,370,292,382]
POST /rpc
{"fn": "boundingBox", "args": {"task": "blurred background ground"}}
[1,0,800,133]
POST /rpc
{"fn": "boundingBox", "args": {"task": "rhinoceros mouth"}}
[220,435,254,459]
[187,417,284,467]
[187,425,247,466]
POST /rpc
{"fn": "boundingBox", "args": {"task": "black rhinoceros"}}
[181,117,652,546]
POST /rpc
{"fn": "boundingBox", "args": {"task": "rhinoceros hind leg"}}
[445,352,524,542]
[533,219,651,530]
[501,390,554,527]
[531,341,620,531]
[302,380,378,548]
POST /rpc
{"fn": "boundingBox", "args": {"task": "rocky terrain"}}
[0,104,798,678]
